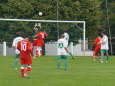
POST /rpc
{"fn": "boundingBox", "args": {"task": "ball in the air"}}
[39,12,43,16]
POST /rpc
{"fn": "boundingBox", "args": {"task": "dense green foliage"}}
[0,56,115,86]
[0,0,114,42]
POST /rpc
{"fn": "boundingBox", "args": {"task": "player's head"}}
[101,30,106,36]
[98,33,102,38]
[63,29,68,33]
[33,26,41,32]
[23,34,30,41]
[36,26,41,29]
[16,32,21,36]
[59,34,65,39]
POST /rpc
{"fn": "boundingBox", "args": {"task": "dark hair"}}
[23,34,29,38]
[35,26,41,29]
[98,33,102,37]
[16,32,21,36]
[64,29,68,32]
[101,31,106,35]
[59,34,64,38]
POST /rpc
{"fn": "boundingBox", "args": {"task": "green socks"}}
[56,58,68,70]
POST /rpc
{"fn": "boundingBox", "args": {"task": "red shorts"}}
[32,40,37,46]
[20,56,32,65]
[94,47,100,53]
[36,40,44,47]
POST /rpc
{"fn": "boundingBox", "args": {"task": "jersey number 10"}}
[21,42,27,51]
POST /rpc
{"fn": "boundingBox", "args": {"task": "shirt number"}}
[21,42,27,51]
[58,43,64,48]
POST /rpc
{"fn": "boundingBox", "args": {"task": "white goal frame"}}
[0,18,86,56]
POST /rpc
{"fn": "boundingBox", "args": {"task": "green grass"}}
[0,56,115,86]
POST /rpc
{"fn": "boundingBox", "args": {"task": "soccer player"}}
[92,33,102,62]
[17,35,33,78]
[100,31,109,63]
[32,26,41,58]
[35,29,48,57]
[12,32,24,70]
[63,29,69,47]
[57,34,69,71]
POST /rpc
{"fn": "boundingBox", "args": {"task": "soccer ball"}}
[39,12,43,16]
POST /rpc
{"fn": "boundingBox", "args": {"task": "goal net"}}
[0,18,91,56]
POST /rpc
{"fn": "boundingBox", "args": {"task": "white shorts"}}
[15,49,20,54]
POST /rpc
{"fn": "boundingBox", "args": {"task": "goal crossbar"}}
[0,18,85,23]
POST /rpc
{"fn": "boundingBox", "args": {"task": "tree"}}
[0,0,113,43]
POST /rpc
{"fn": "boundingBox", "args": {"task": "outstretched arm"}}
[64,47,75,59]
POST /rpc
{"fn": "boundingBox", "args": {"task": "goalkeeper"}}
[57,34,69,71]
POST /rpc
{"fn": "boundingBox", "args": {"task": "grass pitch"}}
[0,56,115,86]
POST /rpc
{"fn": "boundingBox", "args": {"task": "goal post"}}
[3,41,6,56]
[0,18,86,56]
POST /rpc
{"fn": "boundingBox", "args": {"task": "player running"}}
[92,33,102,62]
[12,32,24,70]
[17,35,33,78]
[57,34,69,71]
[100,31,109,63]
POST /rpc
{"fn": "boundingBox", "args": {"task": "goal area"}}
[0,18,91,56]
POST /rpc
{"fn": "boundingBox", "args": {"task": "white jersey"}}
[12,36,24,54]
[100,35,109,50]
[63,32,69,46]
[57,38,68,55]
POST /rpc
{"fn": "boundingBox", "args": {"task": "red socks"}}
[26,67,32,72]
[20,68,24,77]
[24,67,32,77]
[36,50,38,56]
[20,66,32,78]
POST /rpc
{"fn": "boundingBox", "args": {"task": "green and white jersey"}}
[12,36,24,54]
[33,31,38,35]
[57,38,67,55]
[12,37,24,48]
[63,32,69,46]
[100,35,109,50]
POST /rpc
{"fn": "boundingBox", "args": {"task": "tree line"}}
[0,0,114,42]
